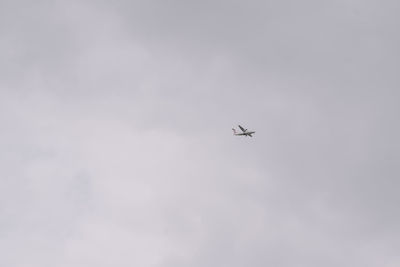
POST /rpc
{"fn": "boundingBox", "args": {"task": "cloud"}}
[1,0,399,266]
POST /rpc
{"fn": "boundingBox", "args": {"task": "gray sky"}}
[1,0,399,266]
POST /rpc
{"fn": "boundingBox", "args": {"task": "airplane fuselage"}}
[235,131,255,136]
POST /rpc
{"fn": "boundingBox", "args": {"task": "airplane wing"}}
[238,125,246,132]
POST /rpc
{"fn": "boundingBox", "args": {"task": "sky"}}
[1,0,399,266]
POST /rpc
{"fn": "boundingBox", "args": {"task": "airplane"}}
[232,125,255,137]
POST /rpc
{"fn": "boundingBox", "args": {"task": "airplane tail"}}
[232,128,237,135]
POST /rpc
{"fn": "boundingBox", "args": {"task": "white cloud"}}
[1,0,399,266]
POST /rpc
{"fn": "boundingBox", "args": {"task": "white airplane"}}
[232,125,255,137]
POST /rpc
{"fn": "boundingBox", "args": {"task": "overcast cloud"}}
[1,0,399,266]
